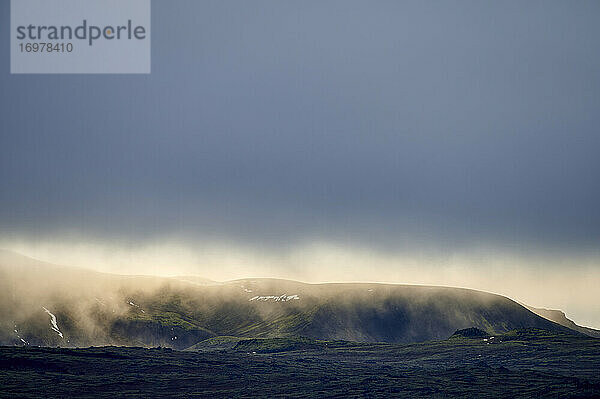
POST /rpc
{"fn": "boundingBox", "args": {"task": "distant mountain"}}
[525,305,600,338]
[0,251,582,350]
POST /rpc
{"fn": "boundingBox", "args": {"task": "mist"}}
[1,1,599,334]
[2,239,599,329]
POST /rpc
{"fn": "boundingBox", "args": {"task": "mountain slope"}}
[526,305,600,338]
[0,251,581,349]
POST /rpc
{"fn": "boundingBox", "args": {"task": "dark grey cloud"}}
[1,0,599,252]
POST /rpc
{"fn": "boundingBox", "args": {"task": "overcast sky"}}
[1,1,599,325]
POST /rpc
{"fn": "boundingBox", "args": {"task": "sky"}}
[1,1,599,327]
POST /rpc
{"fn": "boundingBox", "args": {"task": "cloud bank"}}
[0,1,599,325]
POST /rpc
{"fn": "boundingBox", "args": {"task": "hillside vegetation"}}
[0,251,588,350]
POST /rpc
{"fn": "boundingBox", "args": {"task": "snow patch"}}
[128,301,145,313]
[13,324,29,345]
[249,294,300,302]
[42,306,64,338]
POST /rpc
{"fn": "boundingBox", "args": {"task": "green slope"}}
[0,252,585,350]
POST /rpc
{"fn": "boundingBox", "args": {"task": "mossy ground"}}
[1,329,598,398]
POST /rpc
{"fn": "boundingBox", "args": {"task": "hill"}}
[0,251,583,349]
[526,305,600,338]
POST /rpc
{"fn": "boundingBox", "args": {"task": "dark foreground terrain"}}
[1,328,599,398]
